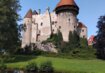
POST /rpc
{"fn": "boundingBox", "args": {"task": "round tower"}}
[22,9,32,48]
[55,0,79,42]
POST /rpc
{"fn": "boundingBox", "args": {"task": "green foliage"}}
[47,30,63,46]
[0,0,21,53]
[0,59,7,70]
[69,31,80,49]
[25,60,54,73]
[58,31,79,53]
[80,38,88,48]
[42,30,96,59]
[25,62,38,73]
[60,31,80,53]
[95,15,105,59]
[39,61,54,73]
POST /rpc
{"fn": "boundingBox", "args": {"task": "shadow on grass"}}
[4,55,37,63]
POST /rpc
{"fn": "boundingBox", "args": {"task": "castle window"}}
[38,30,41,35]
[59,26,61,29]
[82,29,84,32]
[52,21,54,25]
[41,22,43,26]
[52,29,54,32]
[55,21,57,24]
[68,18,70,21]
[74,26,75,28]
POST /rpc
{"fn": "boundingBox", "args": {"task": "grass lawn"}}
[6,56,105,73]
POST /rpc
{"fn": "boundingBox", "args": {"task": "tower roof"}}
[77,22,87,28]
[24,9,32,18]
[56,0,77,8]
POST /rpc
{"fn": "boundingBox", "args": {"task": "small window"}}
[52,29,54,32]
[41,22,43,26]
[59,26,61,29]
[74,26,75,28]
[52,21,54,25]
[68,18,70,21]
[55,21,57,24]
[82,29,84,32]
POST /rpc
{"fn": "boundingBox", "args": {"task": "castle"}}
[22,0,87,48]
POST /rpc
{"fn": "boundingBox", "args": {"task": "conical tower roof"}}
[56,0,77,8]
[24,9,32,18]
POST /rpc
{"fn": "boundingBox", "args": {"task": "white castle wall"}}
[22,18,32,48]
[31,9,52,42]
[51,12,58,34]
[78,27,87,38]
[22,10,87,48]
[57,12,78,42]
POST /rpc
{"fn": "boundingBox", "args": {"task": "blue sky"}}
[19,0,105,38]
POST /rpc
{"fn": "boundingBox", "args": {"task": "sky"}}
[19,0,105,38]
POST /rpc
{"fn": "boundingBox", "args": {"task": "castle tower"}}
[22,9,32,48]
[55,0,79,42]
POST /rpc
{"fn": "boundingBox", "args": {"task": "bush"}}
[0,59,7,73]
[39,61,54,73]
[25,62,38,73]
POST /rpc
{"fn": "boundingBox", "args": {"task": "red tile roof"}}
[77,22,87,28]
[56,0,77,8]
[88,35,95,45]
[24,9,32,18]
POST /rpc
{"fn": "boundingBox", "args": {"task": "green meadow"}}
[6,56,105,73]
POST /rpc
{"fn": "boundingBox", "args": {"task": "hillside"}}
[6,56,105,73]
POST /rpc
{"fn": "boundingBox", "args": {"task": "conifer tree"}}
[69,31,80,49]
[95,15,105,59]
[0,0,21,52]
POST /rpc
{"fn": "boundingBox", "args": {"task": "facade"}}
[22,0,87,48]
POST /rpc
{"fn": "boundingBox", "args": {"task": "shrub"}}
[0,59,7,73]
[39,61,54,73]
[25,62,38,73]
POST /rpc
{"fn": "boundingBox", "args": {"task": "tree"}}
[95,15,105,59]
[80,38,88,48]
[60,31,80,53]
[69,31,80,49]
[0,0,21,53]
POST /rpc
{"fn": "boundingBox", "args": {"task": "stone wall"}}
[22,18,32,48]
[57,12,78,42]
